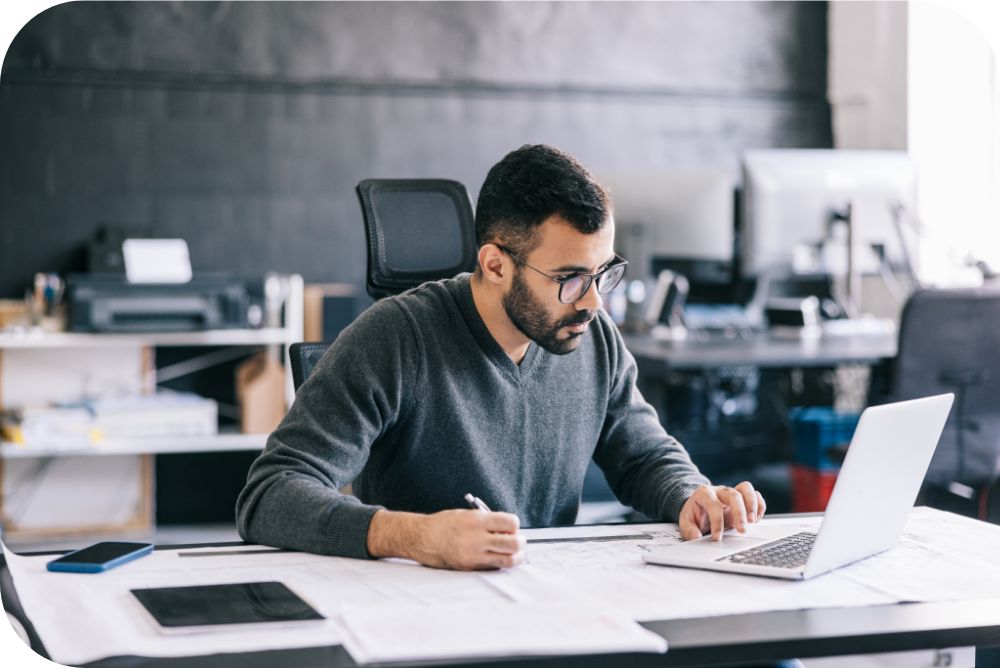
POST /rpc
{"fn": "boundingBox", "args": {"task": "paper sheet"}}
[521,517,897,621]
[340,601,667,663]
[834,507,1000,602]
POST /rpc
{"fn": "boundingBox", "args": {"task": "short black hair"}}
[475,144,611,257]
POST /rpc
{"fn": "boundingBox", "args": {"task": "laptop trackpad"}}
[675,533,773,555]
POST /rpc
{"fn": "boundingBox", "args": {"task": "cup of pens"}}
[25,272,65,331]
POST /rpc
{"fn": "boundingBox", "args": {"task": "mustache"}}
[558,311,595,328]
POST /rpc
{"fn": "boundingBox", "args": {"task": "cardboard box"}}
[303,283,361,342]
[236,352,286,434]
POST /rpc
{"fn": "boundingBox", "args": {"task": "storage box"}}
[790,407,860,471]
[791,464,839,512]
[236,351,286,434]
[93,393,218,439]
[0,454,153,539]
[303,283,361,342]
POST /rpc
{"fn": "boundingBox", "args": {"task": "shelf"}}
[0,328,294,349]
[0,433,268,459]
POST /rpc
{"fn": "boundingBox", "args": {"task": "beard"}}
[502,269,595,355]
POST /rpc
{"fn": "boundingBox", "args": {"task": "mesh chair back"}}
[289,342,332,392]
[892,286,1000,487]
[357,179,477,299]
[288,341,354,496]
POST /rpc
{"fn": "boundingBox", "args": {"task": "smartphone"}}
[46,541,154,573]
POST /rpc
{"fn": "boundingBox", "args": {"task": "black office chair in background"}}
[356,178,478,300]
[289,178,479,387]
[890,286,1000,521]
[288,342,330,392]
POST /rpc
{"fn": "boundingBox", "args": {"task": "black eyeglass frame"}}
[495,244,628,304]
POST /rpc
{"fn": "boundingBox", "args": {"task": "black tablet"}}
[131,581,325,633]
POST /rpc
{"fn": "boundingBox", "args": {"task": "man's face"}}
[501,216,616,355]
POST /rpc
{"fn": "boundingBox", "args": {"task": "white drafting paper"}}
[834,507,1000,602]
[2,544,521,666]
[339,600,667,664]
[522,518,896,621]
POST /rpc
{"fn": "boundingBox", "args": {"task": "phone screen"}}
[50,542,151,565]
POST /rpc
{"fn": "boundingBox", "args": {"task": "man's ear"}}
[478,244,507,286]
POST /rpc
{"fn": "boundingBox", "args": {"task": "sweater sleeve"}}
[235,300,417,558]
[592,316,711,522]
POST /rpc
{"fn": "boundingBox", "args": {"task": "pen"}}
[464,493,491,512]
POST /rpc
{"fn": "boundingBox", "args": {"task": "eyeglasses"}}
[496,245,628,304]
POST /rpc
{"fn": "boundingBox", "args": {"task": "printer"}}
[66,273,250,333]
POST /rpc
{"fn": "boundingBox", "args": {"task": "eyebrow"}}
[550,254,618,274]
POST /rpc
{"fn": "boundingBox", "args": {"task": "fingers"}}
[703,487,726,540]
[477,550,525,571]
[468,518,524,570]
[716,486,748,533]
[482,511,520,533]
[488,532,527,555]
[735,481,759,522]
[730,481,767,523]
[682,485,726,541]
[420,510,525,571]
[677,505,704,541]
[678,483,769,542]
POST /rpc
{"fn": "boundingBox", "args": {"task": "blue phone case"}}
[47,543,154,573]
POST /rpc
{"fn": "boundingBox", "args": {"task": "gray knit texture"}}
[236,275,709,558]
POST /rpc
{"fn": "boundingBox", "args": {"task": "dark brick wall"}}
[0,1,830,297]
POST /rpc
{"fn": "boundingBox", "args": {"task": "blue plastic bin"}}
[790,407,860,471]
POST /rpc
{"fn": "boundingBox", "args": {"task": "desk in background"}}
[621,329,899,494]
[621,329,897,373]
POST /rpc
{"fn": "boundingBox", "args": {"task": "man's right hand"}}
[367,508,525,570]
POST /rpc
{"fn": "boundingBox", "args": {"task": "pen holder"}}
[22,292,66,332]
[25,273,66,331]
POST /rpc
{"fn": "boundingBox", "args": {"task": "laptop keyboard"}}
[717,531,817,569]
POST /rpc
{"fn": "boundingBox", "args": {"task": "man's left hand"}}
[678,481,766,541]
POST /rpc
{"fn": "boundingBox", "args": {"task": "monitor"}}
[599,169,736,283]
[741,150,918,277]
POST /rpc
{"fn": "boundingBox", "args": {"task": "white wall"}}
[829,0,999,286]
[828,1,908,150]
[909,0,1000,285]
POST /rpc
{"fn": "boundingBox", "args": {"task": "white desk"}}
[4,508,1000,667]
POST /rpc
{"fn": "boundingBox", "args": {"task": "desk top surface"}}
[623,329,898,370]
[4,522,1000,668]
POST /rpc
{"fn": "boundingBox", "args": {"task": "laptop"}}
[643,394,954,580]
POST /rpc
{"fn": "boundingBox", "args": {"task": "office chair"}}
[288,342,331,392]
[356,179,478,299]
[890,286,1000,521]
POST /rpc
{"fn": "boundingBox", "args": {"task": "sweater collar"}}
[452,274,541,380]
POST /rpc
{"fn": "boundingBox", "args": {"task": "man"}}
[236,144,767,570]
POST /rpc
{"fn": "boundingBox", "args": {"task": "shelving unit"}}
[0,275,304,538]
[0,433,268,459]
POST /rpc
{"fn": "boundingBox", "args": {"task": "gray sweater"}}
[236,275,709,558]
